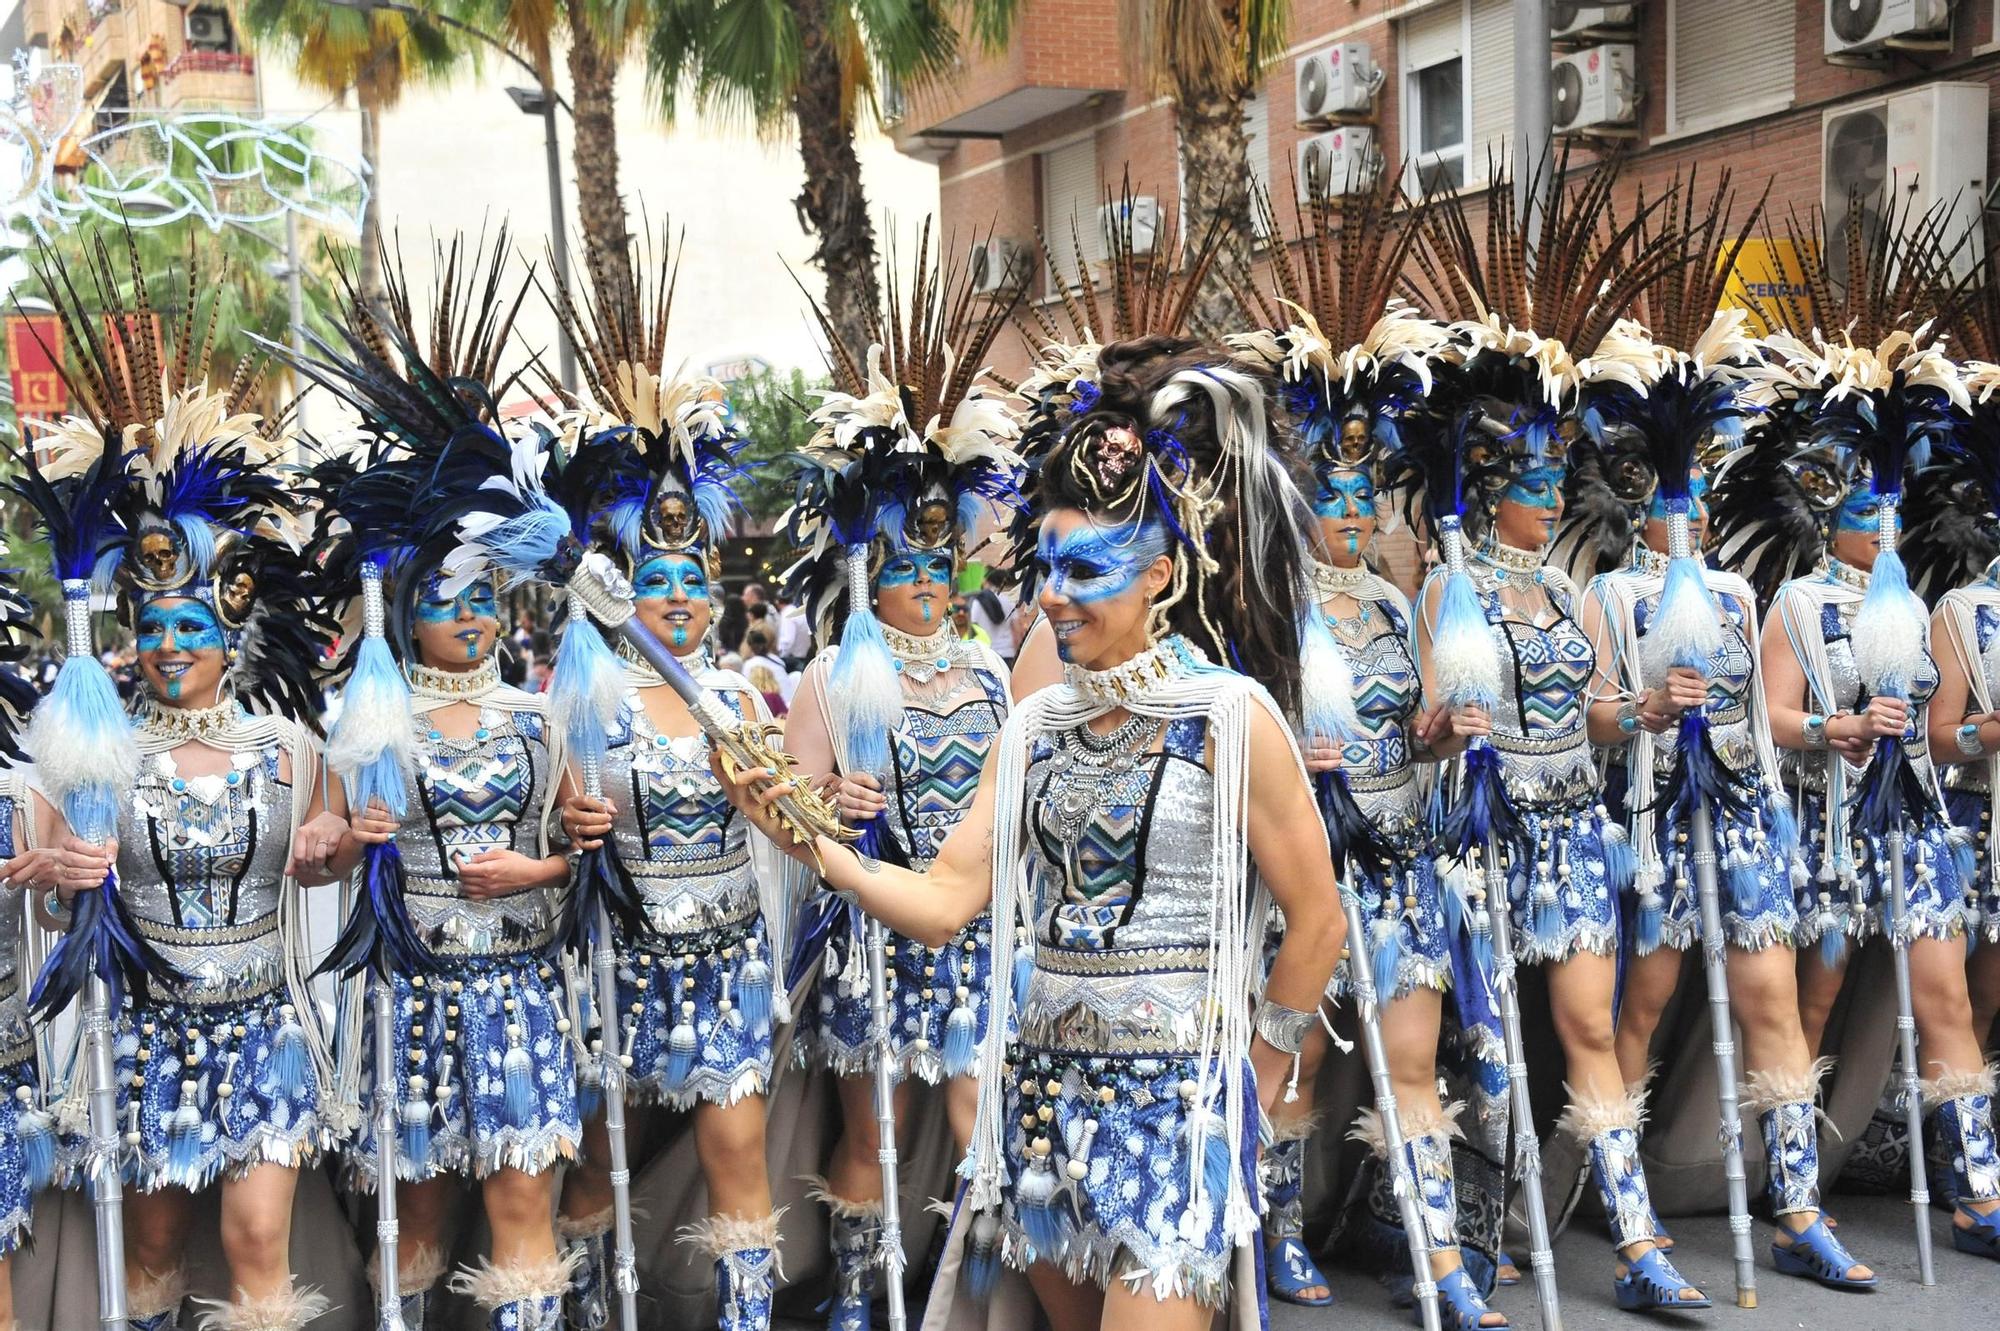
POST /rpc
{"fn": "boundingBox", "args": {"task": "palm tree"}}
[1120,0,1288,330]
[240,0,459,305]
[643,0,1014,357]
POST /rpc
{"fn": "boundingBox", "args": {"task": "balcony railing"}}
[162,51,256,83]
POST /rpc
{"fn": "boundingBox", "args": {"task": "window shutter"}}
[1402,0,1464,73]
[1041,138,1101,287]
[1468,0,1514,182]
[1670,0,1794,133]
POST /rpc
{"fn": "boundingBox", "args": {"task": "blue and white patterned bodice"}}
[1941,576,2000,795]
[602,685,757,935]
[0,776,28,1056]
[1474,564,1598,808]
[1324,590,1425,840]
[1630,573,1759,775]
[1017,716,1217,1053]
[882,667,1008,868]
[116,740,293,1002]
[397,697,556,958]
[1778,570,1940,795]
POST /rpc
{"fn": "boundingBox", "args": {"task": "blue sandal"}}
[1954,1203,2000,1261]
[1495,1252,1521,1286]
[1429,1266,1507,1330]
[1612,1247,1711,1312]
[1772,1215,1876,1289]
[1267,1236,1334,1306]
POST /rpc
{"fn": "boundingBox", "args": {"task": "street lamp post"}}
[1513,0,1551,253]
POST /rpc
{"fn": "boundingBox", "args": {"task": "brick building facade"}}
[896,1,2000,387]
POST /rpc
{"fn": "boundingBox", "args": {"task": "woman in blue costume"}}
[543,235,790,1331]
[1228,175,1498,1328]
[0,540,61,1331]
[777,233,1020,1330]
[298,240,584,1331]
[726,334,1344,1331]
[22,234,347,1331]
[1563,182,1876,1288]
[1715,220,2000,1259]
[1396,155,1707,1313]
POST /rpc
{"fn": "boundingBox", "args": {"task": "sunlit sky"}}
[259,53,941,383]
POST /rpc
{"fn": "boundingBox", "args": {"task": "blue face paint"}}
[1038,519,1170,610]
[418,578,500,660]
[1646,470,1709,521]
[634,554,710,646]
[878,552,954,589]
[1837,489,1886,537]
[1314,468,1377,521]
[1504,464,1565,511]
[137,599,224,700]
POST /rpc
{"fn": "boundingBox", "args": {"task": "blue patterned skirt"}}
[806,910,992,1085]
[1504,797,1629,966]
[0,1048,48,1255]
[996,1048,1256,1307]
[1340,849,1452,1001]
[1944,787,2000,943]
[1791,788,1972,948]
[593,913,775,1110]
[348,952,579,1187]
[114,986,323,1192]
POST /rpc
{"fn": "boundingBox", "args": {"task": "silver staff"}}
[1339,884,1442,1331]
[1885,829,1938,1285]
[372,978,406,1331]
[1434,520,1563,1331]
[1666,505,1757,1309]
[1690,804,1757,1307]
[580,744,643,1331]
[865,916,909,1331]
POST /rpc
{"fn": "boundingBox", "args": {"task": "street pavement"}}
[780,1194,1991,1329]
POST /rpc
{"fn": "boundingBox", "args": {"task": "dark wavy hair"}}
[1028,334,1311,718]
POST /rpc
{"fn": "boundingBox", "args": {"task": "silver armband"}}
[1958,722,1986,757]
[1803,713,1829,751]
[1253,999,1316,1055]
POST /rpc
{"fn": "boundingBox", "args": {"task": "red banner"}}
[5,314,64,418]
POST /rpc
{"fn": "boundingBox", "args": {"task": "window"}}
[1666,0,1794,135]
[1401,1,1467,192]
[1040,137,1101,289]
[1243,90,1273,235]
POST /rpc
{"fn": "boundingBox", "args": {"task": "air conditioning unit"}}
[968,238,1028,296]
[1822,82,1988,290]
[1296,128,1379,201]
[1551,44,1637,134]
[1098,195,1161,257]
[1552,3,1636,39]
[1294,43,1380,125]
[1825,0,1950,57]
[185,7,232,51]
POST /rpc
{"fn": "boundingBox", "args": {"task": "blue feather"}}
[1442,745,1521,861]
[830,601,901,778]
[337,635,411,817]
[172,514,217,579]
[315,841,435,980]
[1370,916,1404,1004]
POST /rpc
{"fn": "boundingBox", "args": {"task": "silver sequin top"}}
[116,742,292,1003]
[0,775,30,1062]
[1472,564,1599,810]
[1016,716,1218,1055]
[1326,591,1424,846]
[397,697,557,958]
[602,687,757,937]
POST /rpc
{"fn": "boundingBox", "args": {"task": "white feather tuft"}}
[1299,604,1362,743]
[1639,557,1724,683]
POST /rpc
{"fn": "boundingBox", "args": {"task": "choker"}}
[1633,545,1671,577]
[1827,559,1871,593]
[1064,634,1207,706]
[409,657,501,701]
[1311,560,1371,597]
[1475,540,1544,576]
[618,639,711,683]
[882,622,963,685]
[137,697,246,746]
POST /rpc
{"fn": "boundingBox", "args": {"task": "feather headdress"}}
[1906,223,2000,600]
[781,220,1024,779]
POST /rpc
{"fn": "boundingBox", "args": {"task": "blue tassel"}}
[16,1097,55,1193]
[317,841,437,980]
[943,1001,976,1077]
[400,1087,432,1167]
[549,612,623,774]
[829,599,903,779]
[1599,818,1636,896]
[1636,880,1665,954]
[1467,895,1495,979]
[1530,885,1563,948]
[737,940,774,1036]
[1819,926,1849,970]
[1371,917,1404,1004]
[1014,1160,1066,1256]
[1725,857,1763,916]
[966,1211,1001,1301]
[1199,1112,1234,1205]
[334,631,411,818]
[1439,867,1464,938]
[1950,830,1976,890]
[502,1043,536,1127]
[167,1084,203,1185]
[271,1006,308,1094]
[1431,569,1501,712]
[664,1002,698,1090]
[1012,942,1035,1012]
[1768,799,1800,861]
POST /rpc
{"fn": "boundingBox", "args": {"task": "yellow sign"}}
[1721,238,1811,338]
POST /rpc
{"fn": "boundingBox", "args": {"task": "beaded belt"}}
[1032,942,1212,977]
[404,877,556,958]
[629,843,752,882]
[1344,764,1417,796]
[641,891,761,943]
[130,913,277,949]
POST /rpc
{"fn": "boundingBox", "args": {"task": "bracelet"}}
[1959,722,1986,757]
[41,889,68,922]
[1803,713,1829,751]
[1253,999,1316,1055]
[1616,699,1640,734]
